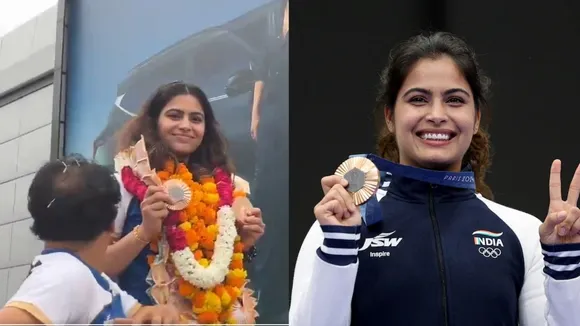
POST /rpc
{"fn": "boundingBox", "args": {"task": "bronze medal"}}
[164,179,192,211]
[335,156,380,206]
[129,135,192,211]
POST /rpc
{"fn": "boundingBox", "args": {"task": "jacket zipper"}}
[428,184,449,326]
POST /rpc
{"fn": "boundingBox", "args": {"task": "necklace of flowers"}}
[121,161,248,324]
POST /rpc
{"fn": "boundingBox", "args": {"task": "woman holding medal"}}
[290,32,580,326]
[102,81,265,324]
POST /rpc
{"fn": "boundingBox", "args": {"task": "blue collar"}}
[354,154,476,190]
[350,154,476,225]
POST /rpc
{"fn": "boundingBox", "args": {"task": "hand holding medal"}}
[118,135,192,210]
[314,157,380,227]
[115,135,193,240]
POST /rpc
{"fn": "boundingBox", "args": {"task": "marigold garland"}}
[155,161,247,324]
[121,161,249,324]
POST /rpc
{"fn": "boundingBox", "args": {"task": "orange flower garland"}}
[150,161,247,324]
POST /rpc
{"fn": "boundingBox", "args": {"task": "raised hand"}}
[314,175,361,227]
[140,185,173,240]
[539,159,580,245]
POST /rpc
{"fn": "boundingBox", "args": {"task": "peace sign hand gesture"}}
[539,160,580,245]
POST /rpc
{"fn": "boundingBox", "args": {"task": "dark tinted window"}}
[117,49,192,114]
[188,32,254,99]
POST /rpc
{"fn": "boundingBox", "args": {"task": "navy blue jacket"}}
[290,158,580,326]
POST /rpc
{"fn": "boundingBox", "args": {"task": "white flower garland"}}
[171,205,237,289]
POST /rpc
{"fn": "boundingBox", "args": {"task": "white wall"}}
[0,5,57,305]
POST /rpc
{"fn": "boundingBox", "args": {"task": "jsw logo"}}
[359,232,403,251]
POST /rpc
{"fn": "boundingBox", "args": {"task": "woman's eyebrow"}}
[402,87,471,97]
[444,88,471,97]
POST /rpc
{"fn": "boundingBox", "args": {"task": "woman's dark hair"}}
[117,81,234,177]
[28,155,120,242]
[376,31,493,199]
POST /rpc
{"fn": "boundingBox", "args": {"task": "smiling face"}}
[386,55,480,171]
[157,94,205,159]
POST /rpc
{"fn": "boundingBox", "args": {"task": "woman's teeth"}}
[421,133,450,141]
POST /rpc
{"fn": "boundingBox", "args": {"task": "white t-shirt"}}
[4,251,141,324]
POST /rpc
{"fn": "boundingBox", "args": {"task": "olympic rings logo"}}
[478,247,501,258]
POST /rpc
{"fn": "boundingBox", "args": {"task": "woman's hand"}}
[114,304,180,325]
[314,175,361,227]
[140,185,172,240]
[237,207,265,248]
[539,160,580,244]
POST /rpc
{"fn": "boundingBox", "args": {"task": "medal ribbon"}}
[349,154,476,225]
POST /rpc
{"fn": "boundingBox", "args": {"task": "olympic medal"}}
[163,179,192,211]
[335,157,380,206]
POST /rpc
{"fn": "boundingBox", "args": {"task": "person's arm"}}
[518,239,580,326]
[103,273,142,317]
[123,305,181,324]
[1,263,92,324]
[103,173,151,277]
[289,221,359,326]
[516,239,548,326]
[542,242,580,325]
[252,81,264,120]
[251,51,268,123]
[104,227,151,277]
[106,274,180,324]
[0,306,43,324]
